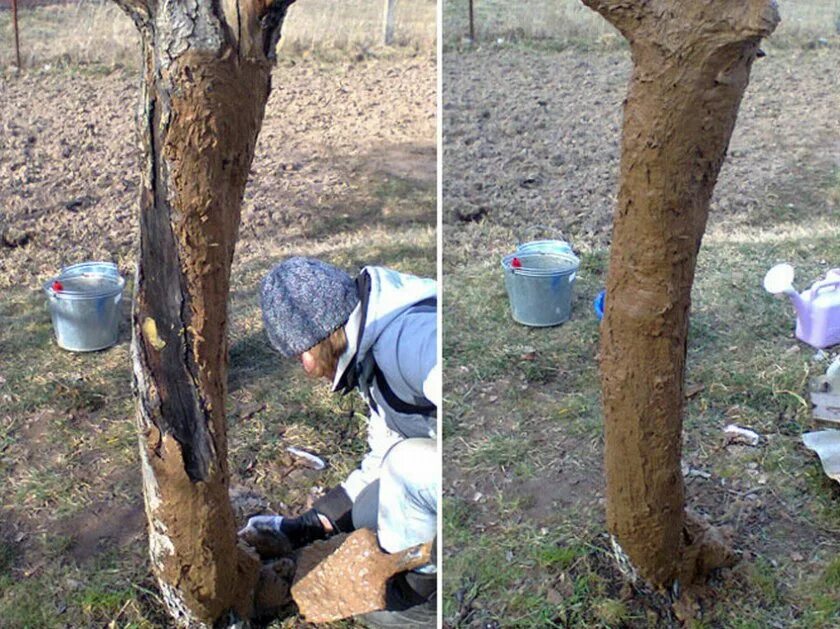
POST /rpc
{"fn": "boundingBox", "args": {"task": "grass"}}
[0,119,434,629]
[0,230,434,627]
[443,0,840,50]
[0,0,435,71]
[442,147,840,624]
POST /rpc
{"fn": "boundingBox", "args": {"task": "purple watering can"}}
[764,264,840,349]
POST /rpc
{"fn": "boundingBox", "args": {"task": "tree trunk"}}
[582,0,779,588]
[112,0,295,624]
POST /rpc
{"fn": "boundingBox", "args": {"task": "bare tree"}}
[582,0,779,587]
[111,0,296,624]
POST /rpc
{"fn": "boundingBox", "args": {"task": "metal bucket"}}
[516,239,573,256]
[501,251,580,327]
[43,262,125,351]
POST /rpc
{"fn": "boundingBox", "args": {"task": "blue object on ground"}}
[594,289,606,321]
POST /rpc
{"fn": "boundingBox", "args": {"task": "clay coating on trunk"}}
[144,428,261,620]
[582,0,779,587]
[118,0,293,615]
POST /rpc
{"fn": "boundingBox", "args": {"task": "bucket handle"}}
[517,224,565,246]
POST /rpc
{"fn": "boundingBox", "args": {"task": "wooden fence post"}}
[383,0,396,45]
[12,0,21,70]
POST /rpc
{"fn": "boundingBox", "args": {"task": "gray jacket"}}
[331,265,438,501]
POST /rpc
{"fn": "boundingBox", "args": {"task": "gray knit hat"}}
[260,257,359,357]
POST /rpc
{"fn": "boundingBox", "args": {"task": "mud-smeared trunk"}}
[580,0,779,588]
[111,0,295,624]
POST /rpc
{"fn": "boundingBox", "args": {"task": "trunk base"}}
[678,510,737,586]
[610,510,736,591]
[229,486,297,623]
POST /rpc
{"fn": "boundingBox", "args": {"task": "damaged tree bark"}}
[581,0,779,588]
[111,0,296,624]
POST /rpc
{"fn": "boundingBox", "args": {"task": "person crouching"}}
[240,257,439,626]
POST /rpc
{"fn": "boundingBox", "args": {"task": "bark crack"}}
[261,0,296,59]
[235,0,242,57]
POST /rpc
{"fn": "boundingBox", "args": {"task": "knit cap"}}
[260,257,359,357]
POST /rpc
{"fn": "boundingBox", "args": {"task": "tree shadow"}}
[240,140,436,252]
[229,329,296,395]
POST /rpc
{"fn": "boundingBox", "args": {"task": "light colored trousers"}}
[351,437,438,561]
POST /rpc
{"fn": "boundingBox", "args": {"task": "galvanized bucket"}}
[515,239,573,256]
[43,262,125,352]
[501,250,580,327]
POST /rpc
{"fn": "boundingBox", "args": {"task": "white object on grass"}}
[286,446,326,470]
[802,430,840,483]
[724,424,760,446]
[763,263,797,296]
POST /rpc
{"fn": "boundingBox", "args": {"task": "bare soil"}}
[0,55,435,289]
[442,45,840,260]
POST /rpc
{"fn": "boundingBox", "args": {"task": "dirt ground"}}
[442,42,840,628]
[443,45,839,261]
[0,55,435,289]
[0,52,435,627]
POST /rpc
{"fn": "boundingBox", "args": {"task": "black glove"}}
[239,509,330,550]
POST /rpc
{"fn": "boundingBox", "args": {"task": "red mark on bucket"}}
[512,257,522,269]
[52,280,64,292]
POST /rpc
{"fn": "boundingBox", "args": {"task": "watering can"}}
[764,264,840,349]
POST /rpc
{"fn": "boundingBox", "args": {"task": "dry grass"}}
[443,0,840,48]
[443,0,616,48]
[0,0,435,70]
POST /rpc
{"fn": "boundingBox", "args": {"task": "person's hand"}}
[238,515,294,559]
[240,514,283,536]
[239,509,333,553]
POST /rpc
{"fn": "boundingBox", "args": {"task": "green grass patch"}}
[0,142,434,629]
[444,154,840,625]
[534,542,588,571]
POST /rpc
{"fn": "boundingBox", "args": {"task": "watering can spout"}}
[764,262,809,320]
[764,263,797,298]
[785,290,808,320]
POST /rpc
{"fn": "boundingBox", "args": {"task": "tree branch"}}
[581,0,779,47]
[219,0,296,61]
[580,0,649,37]
[112,0,151,29]
[261,0,297,59]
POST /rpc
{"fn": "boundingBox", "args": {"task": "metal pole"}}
[12,0,22,70]
[468,0,475,43]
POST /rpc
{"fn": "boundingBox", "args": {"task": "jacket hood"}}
[356,266,436,359]
[331,266,436,393]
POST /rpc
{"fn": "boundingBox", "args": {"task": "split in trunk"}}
[581,0,779,588]
[111,0,297,624]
